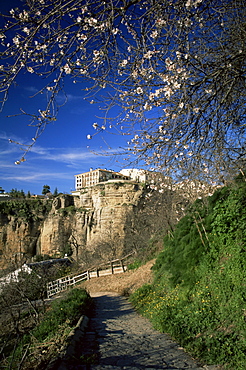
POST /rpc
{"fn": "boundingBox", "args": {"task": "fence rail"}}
[47,252,135,299]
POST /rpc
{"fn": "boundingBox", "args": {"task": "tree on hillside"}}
[9,188,25,198]
[42,184,51,195]
[53,187,58,197]
[0,0,245,182]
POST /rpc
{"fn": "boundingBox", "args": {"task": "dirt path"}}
[81,260,155,296]
[79,292,219,370]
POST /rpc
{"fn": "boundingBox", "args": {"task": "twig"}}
[17,344,30,370]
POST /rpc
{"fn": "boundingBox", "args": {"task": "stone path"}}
[78,292,219,370]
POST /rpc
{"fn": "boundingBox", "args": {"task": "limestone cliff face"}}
[0,181,145,269]
[40,181,144,266]
[0,214,42,268]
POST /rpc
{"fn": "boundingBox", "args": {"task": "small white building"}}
[0,187,9,200]
[119,168,153,183]
[0,264,34,291]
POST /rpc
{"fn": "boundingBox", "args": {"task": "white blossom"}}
[136,87,143,94]
[143,102,152,110]
[63,64,72,74]
[19,10,29,21]
[27,66,34,73]
[87,17,98,27]
[119,59,128,67]
[155,19,166,27]
[81,6,87,14]
[13,37,20,46]
[23,27,30,35]
[143,51,154,59]
[176,51,182,59]
[93,50,100,57]
[150,30,158,38]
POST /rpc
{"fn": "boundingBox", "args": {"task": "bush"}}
[32,288,91,341]
[0,199,52,222]
[3,288,92,369]
[127,260,142,270]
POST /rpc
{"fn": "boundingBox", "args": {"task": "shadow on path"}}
[86,292,208,370]
[56,292,220,370]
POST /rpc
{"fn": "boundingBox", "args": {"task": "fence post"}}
[87,270,90,280]
[120,259,125,273]
[47,283,50,299]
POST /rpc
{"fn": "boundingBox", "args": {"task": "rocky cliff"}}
[0,181,146,270]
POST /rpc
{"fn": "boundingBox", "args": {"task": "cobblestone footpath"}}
[78,292,220,370]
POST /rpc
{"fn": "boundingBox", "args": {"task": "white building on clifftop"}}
[119,168,151,183]
[73,168,164,194]
[74,168,130,191]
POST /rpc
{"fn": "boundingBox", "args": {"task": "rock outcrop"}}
[0,181,146,269]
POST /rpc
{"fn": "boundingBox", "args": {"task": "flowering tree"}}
[0,0,245,181]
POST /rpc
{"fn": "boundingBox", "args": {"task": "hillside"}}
[81,259,155,295]
[130,180,246,369]
[2,179,245,369]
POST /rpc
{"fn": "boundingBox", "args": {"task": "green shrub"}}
[65,205,76,214]
[127,260,142,270]
[32,288,91,341]
[0,199,52,222]
[5,288,92,369]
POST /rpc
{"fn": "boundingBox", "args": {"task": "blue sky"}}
[0,76,130,195]
[0,1,133,195]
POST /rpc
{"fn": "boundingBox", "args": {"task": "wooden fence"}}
[47,252,135,299]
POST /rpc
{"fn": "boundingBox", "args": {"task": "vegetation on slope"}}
[0,288,91,370]
[130,180,246,369]
[0,199,52,222]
